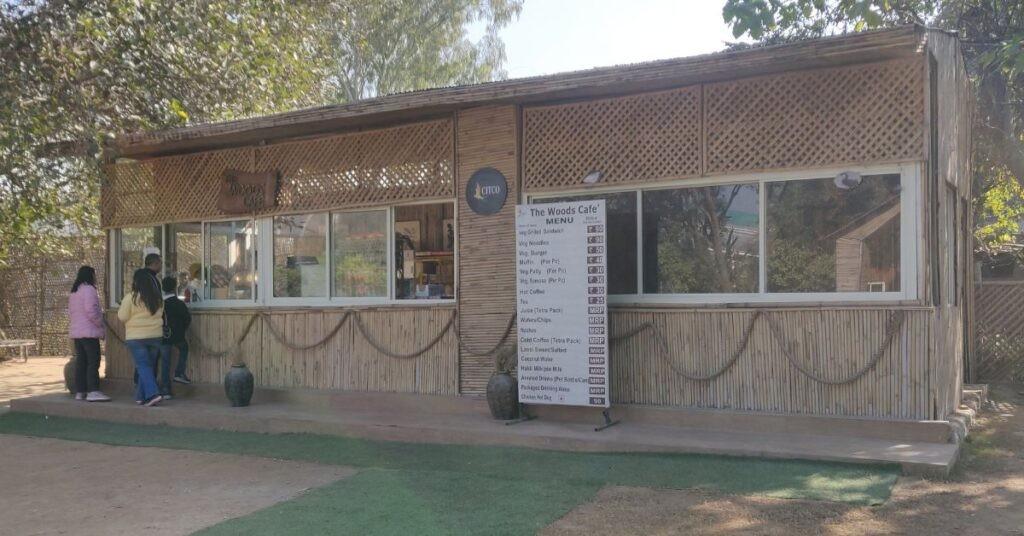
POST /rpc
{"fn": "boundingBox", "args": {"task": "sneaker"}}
[173,375,191,385]
[161,394,173,401]
[74,392,86,401]
[86,391,111,402]
[143,395,163,407]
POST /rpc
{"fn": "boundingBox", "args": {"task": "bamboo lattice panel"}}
[704,59,925,173]
[102,120,453,227]
[523,86,701,190]
[974,282,1024,383]
[103,147,253,228]
[258,119,453,213]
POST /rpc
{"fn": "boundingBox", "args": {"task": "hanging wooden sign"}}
[217,169,279,214]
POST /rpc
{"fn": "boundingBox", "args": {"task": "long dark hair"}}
[71,266,96,293]
[131,268,162,315]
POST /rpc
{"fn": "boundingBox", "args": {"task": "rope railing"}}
[611,311,762,382]
[609,310,905,386]
[106,308,906,387]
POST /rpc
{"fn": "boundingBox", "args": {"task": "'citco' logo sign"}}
[465,167,508,215]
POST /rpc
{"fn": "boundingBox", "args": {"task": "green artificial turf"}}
[0,412,900,535]
[195,469,600,536]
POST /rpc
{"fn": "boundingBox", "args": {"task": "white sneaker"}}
[86,391,111,402]
[74,392,86,401]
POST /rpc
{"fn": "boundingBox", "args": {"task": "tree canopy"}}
[722,0,1024,255]
[0,0,521,267]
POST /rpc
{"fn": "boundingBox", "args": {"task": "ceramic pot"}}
[63,358,75,393]
[486,372,519,420]
[224,363,254,407]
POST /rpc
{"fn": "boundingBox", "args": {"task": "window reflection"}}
[643,184,759,293]
[766,174,901,293]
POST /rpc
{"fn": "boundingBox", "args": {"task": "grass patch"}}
[195,469,600,536]
[0,412,896,503]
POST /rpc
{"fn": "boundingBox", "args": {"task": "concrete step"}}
[110,379,956,444]
[10,387,960,477]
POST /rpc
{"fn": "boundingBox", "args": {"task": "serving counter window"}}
[204,220,256,302]
[273,214,328,298]
[111,202,455,307]
[332,210,388,298]
[112,226,162,303]
[529,165,918,304]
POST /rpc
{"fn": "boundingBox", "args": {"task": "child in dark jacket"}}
[159,276,192,397]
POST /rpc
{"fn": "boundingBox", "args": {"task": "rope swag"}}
[106,308,907,386]
[609,310,906,386]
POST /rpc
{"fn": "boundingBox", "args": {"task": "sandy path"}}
[543,386,1024,536]
[0,434,355,536]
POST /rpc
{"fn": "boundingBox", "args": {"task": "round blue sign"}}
[465,167,508,215]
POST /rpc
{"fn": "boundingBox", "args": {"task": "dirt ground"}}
[543,384,1024,536]
[0,434,354,536]
[0,356,82,406]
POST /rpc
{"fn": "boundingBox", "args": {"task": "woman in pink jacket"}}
[68,266,110,402]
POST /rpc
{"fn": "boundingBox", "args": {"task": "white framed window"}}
[529,163,921,305]
[110,199,457,308]
[109,225,163,305]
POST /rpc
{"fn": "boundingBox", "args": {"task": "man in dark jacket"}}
[159,276,192,397]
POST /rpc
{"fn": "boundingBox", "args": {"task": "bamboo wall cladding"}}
[523,86,701,190]
[102,120,453,228]
[104,308,459,395]
[609,307,935,420]
[704,59,925,174]
[457,106,519,395]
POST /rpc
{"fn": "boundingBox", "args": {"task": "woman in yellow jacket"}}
[118,268,165,406]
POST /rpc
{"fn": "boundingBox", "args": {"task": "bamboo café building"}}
[99,27,972,451]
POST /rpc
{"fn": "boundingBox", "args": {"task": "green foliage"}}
[976,166,1024,247]
[0,0,521,267]
[722,1,1024,252]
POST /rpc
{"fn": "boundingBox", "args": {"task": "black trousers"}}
[73,338,102,393]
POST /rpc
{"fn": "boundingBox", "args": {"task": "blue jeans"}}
[126,338,162,402]
[156,341,189,395]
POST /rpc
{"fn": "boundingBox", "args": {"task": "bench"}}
[0,328,36,363]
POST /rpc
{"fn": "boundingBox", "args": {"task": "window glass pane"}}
[165,223,202,301]
[205,220,255,300]
[766,173,901,293]
[643,184,759,293]
[332,210,388,298]
[273,214,327,298]
[535,192,637,295]
[394,203,456,300]
[118,226,161,302]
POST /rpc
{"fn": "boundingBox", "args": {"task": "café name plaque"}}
[515,200,609,408]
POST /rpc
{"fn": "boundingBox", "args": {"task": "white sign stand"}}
[515,200,610,411]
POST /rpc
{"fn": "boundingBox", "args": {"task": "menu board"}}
[515,200,609,408]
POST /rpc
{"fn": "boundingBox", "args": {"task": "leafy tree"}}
[722,0,1024,254]
[0,0,521,268]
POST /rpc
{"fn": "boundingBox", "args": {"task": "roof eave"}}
[114,25,928,160]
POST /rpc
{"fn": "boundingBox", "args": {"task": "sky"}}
[492,0,745,79]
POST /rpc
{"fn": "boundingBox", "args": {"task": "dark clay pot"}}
[224,363,254,407]
[486,372,519,420]
[63,358,75,393]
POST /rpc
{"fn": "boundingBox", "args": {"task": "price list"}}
[515,200,608,408]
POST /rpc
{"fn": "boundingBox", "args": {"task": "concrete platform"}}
[8,381,961,477]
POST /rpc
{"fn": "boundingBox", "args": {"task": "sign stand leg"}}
[504,404,537,426]
[594,409,620,432]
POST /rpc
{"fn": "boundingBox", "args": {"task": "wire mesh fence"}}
[0,242,105,358]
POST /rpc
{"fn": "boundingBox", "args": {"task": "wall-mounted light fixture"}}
[582,170,604,185]
[833,171,862,190]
